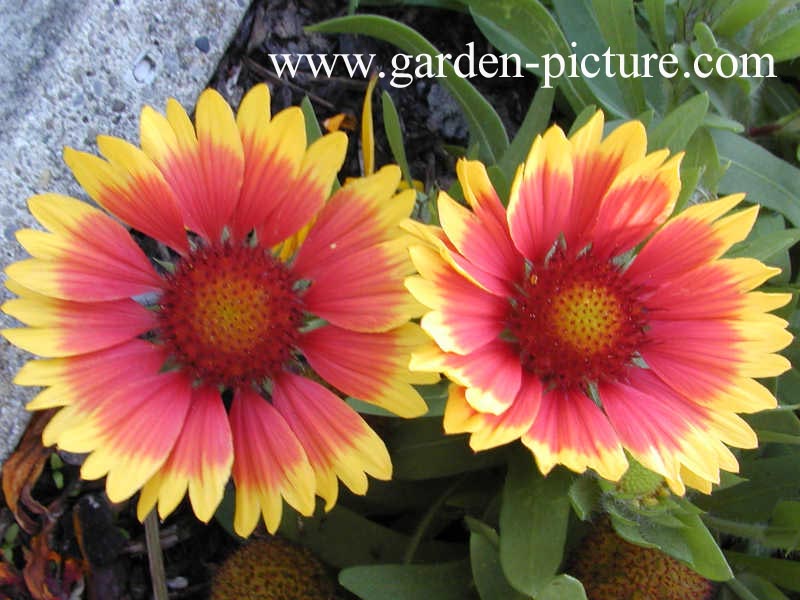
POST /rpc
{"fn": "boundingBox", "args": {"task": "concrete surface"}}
[0,0,249,466]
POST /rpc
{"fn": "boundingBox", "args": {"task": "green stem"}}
[402,476,464,564]
[145,510,169,600]
[702,514,768,542]
[725,577,761,600]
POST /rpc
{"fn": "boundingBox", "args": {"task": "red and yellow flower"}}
[406,112,792,493]
[2,85,435,536]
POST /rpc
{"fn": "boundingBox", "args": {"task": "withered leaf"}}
[1,410,57,534]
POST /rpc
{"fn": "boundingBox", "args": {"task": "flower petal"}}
[300,322,433,418]
[272,372,391,511]
[522,388,627,481]
[410,341,522,416]
[256,129,348,248]
[293,166,411,268]
[2,281,156,357]
[64,137,188,253]
[300,237,421,332]
[140,90,244,242]
[8,195,161,301]
[626,194,751,286]
[137,385,233,523]
[67,368,193,503]
[602,368,756,492]
[231,84,303,240]
[438,160,522,283]
[507,125,574,262]
[444,375,542,451]
[229,387,316,536]
[569,114,647,250]
[590,150,682,258]
[406,245,507,354]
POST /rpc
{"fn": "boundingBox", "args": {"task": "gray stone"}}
[0,0,249,466]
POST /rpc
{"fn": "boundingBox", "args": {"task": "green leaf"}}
[673,512,733,581]
[339,561,473,600]
[497,86,555,181]
[308,15,508,164]
[467,0,595,112]
[499,449,572,595]
[713,0,769,36]
[673,166,702,215]
[610,509,732,581]
[683,126,725,197]
[704,113,745,132]
[300,96,323,142]
[552,0,627,117]
[725,552,800,592]
[388,418,507,480]
[643,0,668,53]
[758,20,800,62]
[693,21,719,56]
[693,454,800,521]
[746,409,800,448]
[649,93,709,153]
[300,97,340,191]
[731,573,791,600]
[591,0,646,115]
[279,504,464,568]
[568,104,599,136]
[538,575,587,600]
[712,129,800,227]
[767,501,800,551]
[568,476,601,521]
[381,91,414,186]
[469,521,530,600]
[727,228,800,262]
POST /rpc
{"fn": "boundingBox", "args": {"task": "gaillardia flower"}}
[2,85,434,536]
[406,111,792,493]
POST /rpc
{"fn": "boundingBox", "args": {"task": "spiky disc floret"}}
[211,537,335,600]
[158,242,303,386]
[570,519,714,600]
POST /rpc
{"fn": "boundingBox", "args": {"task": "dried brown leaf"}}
[1,411,56,534]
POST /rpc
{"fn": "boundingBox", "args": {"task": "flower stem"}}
[145,510,169,600]
[403,476,464,564]
[725,577,761,600]
[702,514,769,542]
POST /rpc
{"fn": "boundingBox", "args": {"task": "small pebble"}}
[195,36,210,53]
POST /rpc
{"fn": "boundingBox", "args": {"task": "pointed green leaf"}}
[673,512,733,581]
[568,476,601,520]
[538,575,587,600]
[758,20,800,62]
[591,0,647,115]
[648,93,709,153]
[731,573,791,600]
[725,552,800,592]
[388,418,507,479]
[339,561,473,600]
[713,0,769,36]
[712,129,800,227]
[381,91,414,186]
[643,0,668,53]
[467,0,596,112]
[498,85,555,181]
[469,520,530,600]
[499,449,572,595]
